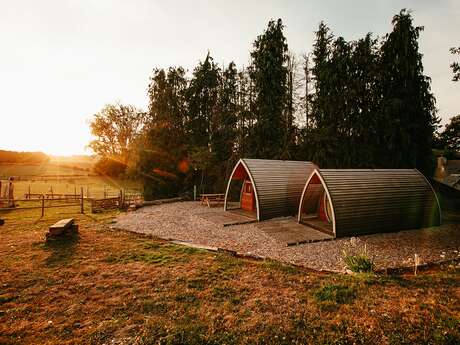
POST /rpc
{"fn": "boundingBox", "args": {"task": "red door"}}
[241,180,255,211]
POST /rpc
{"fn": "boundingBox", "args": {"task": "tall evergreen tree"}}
[185,53,221,192]
[379,9,438,174]
[348,34,380,167]
[308,22,334,167]
[234,68,254,158]
[213,62,238,163]
[212,62,239,190]
[186,53,221,149]
[140,67,189,199]
[249,19,289,159]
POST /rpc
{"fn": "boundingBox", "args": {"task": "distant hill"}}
[0,150,49,164]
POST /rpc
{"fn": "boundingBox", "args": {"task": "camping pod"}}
[224,159,317,221]
[298,169,442,237]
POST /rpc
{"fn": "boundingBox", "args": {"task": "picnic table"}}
[200,193,225,208]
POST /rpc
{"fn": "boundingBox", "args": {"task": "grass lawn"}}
[0,208,459,345]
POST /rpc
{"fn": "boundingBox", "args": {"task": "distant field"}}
[11,178,142,199]
[0,163,142,199]
[0,162,92,178]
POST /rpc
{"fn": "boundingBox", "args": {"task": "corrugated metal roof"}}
[225,159,317,220]
[300,169,441,237]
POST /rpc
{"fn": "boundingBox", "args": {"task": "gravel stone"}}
[114,201,460,272]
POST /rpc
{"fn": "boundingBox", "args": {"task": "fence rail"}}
[0,190,144,217]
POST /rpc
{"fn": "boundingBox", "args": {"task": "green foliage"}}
[141,67,189,199]
[343,252,375,273]
[378,9,439,175]
[248,19,289,159]
[88,102,145,173]
[438,115,460,154]
[314,284,356,307]
[93,157,127,177]
[304,10,438,175]
[133,11,439,199]
[186,53,220,148]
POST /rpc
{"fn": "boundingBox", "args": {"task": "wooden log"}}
[48,218,74,236]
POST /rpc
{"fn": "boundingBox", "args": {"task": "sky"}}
[0,0,458,156]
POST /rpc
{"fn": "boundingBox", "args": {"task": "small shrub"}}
[342,245,375,273]
[343,253,375,273]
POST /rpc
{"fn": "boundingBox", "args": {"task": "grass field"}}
[0,163,142,199]
[0,208,459,344]
[0,162,92,178]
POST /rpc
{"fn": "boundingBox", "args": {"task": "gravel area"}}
[114,201,460,272]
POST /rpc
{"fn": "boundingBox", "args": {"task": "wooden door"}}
[241,180,255,211]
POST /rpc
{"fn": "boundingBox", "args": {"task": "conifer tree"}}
[141,67,188,198]
[379,9,438,173]
[249,19,289,159]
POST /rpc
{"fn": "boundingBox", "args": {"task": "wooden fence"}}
[90,197,120,213]
[0,189,144,218]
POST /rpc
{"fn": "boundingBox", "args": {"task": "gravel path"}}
[114,201,460,272]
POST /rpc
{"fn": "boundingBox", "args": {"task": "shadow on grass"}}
[43,231,80,267]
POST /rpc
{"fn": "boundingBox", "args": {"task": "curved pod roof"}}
[225,159,317,221]
[298,169,441,237]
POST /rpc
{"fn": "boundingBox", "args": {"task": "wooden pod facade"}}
[298,169,441,237]
[224,159,317,221]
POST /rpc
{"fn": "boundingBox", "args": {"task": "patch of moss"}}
[314,284,356,311]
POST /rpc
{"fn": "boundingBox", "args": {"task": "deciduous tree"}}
[88,103,145,175]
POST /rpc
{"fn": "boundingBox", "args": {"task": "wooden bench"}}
[47,218,78,237]
[200,193,225,208]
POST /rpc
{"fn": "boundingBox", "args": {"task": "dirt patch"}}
[115,201,460,271]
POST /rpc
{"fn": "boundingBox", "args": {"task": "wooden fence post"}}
[80,187,84,214]
[41,195,44,218]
